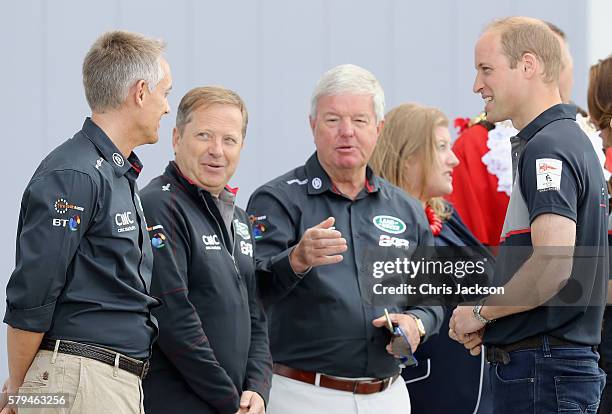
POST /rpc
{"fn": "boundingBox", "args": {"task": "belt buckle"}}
[140,360,150,379]
[380,377,392,392]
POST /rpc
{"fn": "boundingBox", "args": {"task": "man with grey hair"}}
[2,30,172,414]
[247,64,442,413]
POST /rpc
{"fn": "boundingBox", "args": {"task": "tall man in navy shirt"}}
[450,17,608,413]
[248,64,442,413]
[2,31,172,414]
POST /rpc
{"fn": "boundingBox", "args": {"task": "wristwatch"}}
[473,300,494,325]
[407,314,426,337]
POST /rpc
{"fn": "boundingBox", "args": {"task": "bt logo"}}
[53,215,80,231]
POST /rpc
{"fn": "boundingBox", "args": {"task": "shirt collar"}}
[517,103,577,142]
[304,152,380,196]
[165,161,237,203]
[81,117,143,178]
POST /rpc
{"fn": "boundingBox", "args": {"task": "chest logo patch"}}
[536,158,562,192]
[373,215,406,235]
[240,241,253,257]
[115,211,136,233]
[234,219,251,240]
[202,234,221,250]
[112,153,124,167]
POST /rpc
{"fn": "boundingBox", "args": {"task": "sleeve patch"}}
[147,224,167,249]
[536,158,562,192]
[249,215,268,240]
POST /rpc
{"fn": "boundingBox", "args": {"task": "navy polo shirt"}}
[485,104,608,346]
[4,118,159,358]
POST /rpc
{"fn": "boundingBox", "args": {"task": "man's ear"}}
[172,126,181,152]
[521,52,539,79]
[132,79,147,107]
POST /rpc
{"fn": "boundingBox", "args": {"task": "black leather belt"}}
[40,338,150,379]
[485,336,591,364]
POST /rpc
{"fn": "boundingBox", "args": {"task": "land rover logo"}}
[372,215,406,234]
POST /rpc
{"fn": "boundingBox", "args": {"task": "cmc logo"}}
[115,212,134,226]
[202,234,220,246]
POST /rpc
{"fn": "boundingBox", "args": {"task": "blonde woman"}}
[370,103,493,414]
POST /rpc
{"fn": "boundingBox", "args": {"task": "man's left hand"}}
[449,327,484,356]
[236,390,265,414]
[372,313,420,355]
[449,306,485,338]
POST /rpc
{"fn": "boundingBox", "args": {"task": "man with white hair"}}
[247,64,442,413]
[2,30,172,413]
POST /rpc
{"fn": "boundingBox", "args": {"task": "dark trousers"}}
[490,336,605,414]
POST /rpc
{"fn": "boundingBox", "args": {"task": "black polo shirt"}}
[4,118,159,359]
[247,153,443,378]
[141,162,272,414]
[485,104,608,346]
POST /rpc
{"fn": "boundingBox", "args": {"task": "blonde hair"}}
[485,16,562,84]
[370,103,451,220]
[176,86,248,138]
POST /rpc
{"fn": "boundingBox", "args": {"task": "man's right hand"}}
[289,217,347,274]
[0,379,15,414]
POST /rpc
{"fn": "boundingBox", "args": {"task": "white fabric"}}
[482,121,516,196]
[577,113,610,181]
[267,373,411,414]
[480,116,609,197]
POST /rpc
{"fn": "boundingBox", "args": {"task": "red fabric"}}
[224,184,239,195]
[446,124,510,246]
[605,148,612,173]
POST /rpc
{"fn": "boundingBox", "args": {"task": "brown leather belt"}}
[486,335,592,364]
[273,363,399,394]
[40,338,150,379]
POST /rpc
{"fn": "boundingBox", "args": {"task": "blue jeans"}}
[490,337,606,414]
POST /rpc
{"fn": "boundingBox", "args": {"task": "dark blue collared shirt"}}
[247,153,442,378]
[4,118,159,358]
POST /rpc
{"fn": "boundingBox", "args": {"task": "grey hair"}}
[310,64,385,123]
[83,30,166,112]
